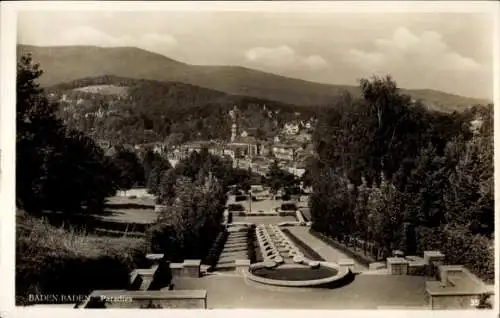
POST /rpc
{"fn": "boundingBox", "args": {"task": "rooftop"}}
[273,143,302,149]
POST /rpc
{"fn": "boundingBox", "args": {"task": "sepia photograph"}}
[2,0,498,314]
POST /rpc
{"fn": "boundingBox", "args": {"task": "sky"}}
[17,9,494,99]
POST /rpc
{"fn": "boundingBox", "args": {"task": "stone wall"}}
[83,290,207,309]
[429,294,480,310]
[425,265,493,310]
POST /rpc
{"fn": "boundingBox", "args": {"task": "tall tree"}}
[112,147,145,192]
[17,54,116,214]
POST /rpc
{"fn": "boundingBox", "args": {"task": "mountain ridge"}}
[18,44,492,112]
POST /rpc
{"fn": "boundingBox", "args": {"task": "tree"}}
[157,169,179,205]
[152,169,225,261]
[16,54,116,214]
[264,161,298,195]
[112,147,145,192]
[143,150,172,195]
[309,74,493,281]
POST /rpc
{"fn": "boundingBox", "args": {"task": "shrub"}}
[280,203,297,211]
[415,225,494,283]
[147,222,183,261]
[247,227,257,264]
[230,189,243,196]
[205,230,229,268]
[235,195,247,202]
[228,204,245,212]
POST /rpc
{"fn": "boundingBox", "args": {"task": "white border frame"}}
[1,2,499,318]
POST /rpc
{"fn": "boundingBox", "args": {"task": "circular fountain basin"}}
[245,262,350,288]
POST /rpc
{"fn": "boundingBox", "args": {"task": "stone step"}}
[227,237,247,241]
[223,244,246,248]
[214,263,236,271]
[222,250,248,255]
[217,258,235,265]
[220,252,248,257]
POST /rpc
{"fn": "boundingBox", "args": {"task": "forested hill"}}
[48,75,317,145]
[19,44,491,113]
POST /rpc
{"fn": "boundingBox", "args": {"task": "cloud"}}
[302,55,328,70]
[345,27,483,75]
[244,45,328,71]
[342,27,491,98]
[33,26,178,54]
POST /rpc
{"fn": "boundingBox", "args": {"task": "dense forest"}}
[48,75,317,145]
[307,76,494,282]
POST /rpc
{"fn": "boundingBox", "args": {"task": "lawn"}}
[96,191,158,225]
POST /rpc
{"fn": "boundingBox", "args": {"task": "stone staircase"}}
[214,226,249,271]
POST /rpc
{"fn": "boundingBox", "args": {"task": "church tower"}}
[229,105,239,143]
[231,123,238,142]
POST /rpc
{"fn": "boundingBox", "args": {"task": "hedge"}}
[205,230,229,268]
[247,227,257,264]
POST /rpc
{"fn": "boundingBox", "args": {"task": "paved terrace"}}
[170,274,428,309]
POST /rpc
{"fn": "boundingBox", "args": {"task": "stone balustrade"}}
[425,265,493,310]
[338,258,355,272]
[424,251,445,277]
[169,260,202,278]
[386,257,409,275]
[80,290,208,309]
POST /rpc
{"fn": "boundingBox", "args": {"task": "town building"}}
[283,122,300,135]
[227,105,262,159]
[272,143,303,162]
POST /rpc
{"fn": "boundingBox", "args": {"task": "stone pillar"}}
[423,251,445,277]
[338,258,355,272]
[136,267,157,291]
[235,259,250,273]
[146,254,164,263]
[170,263,183,278]
[387,257,409,275]
[183,260,201,278]
[392,250,404,258]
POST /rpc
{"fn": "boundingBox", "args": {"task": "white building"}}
[283,123,300,135]
[272,143,302,162]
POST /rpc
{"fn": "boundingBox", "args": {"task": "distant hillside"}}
[48,75,316,145]
[18,44,491,113]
